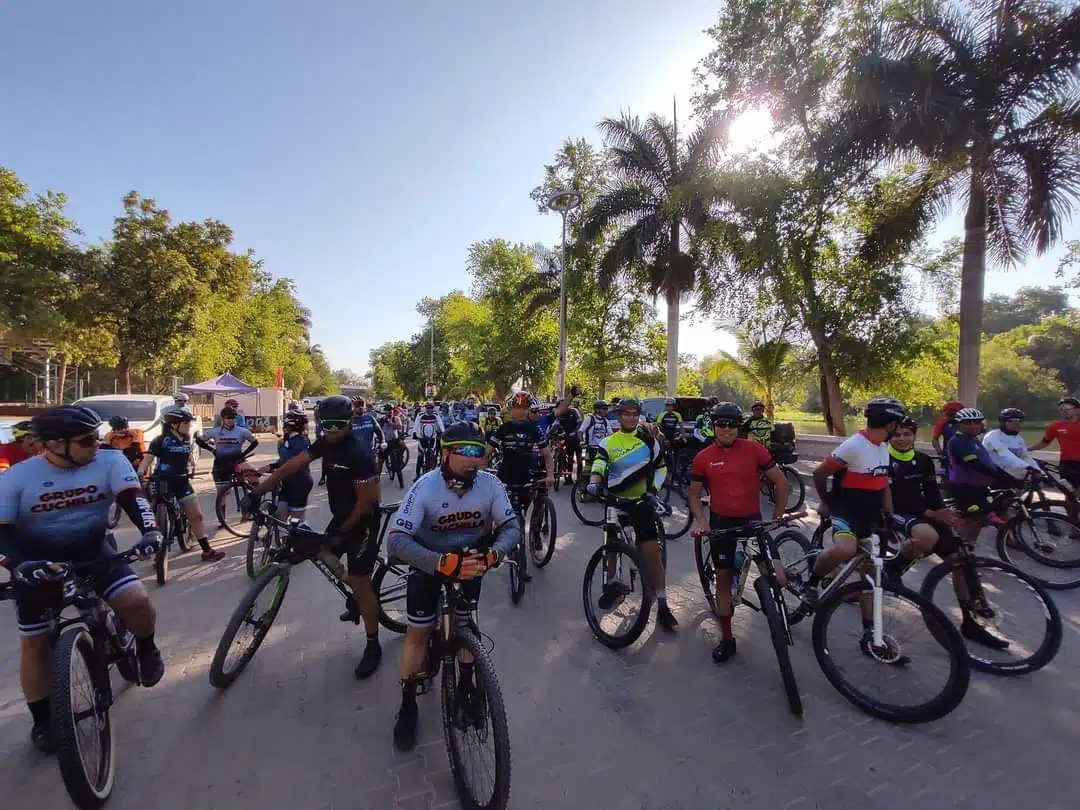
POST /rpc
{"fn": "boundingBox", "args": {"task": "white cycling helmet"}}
[173,391,190,403]
[954,407,985,422]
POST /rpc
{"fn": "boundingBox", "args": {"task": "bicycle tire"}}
[781,466,806,512]
[372,561,408,634]
[530,497,557,568]
[209,564,290,689]
[508,535,527,605]
[582,541,653,649]
[401,444,411,468]
[919,555,1063,675]
[154,502,171,549]
[811,581,970,723]
[154,541,168,586]
[244,516,276,580]
[442,629,512,810]
[552,456,562,491]
[658,485,693,540]
[694,534,717,613]
[216,482,252,538]
[52,627,115,809]
[175,511,192,553]
[754,577,802,716]
[107,501,122,530]
[773,529,813,584]
[570,485,604,526]
[996,510,1080,582]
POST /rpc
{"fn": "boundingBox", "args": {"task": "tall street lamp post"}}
[544,188,583,398]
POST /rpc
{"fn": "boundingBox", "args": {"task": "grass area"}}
[773,410,1051,444]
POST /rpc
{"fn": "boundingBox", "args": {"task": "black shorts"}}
[829,492,885,541]
[212,457,242,484]
[1060,461,1080,488]
[326,513,381,577]
[149,475,196,503]
[949,484,992,518]
[15,538,140,636]
[406,570,482,629]
[278,474,313,512]
[891,514,960,556]
[708,514,761,570]
[616,496,660,546]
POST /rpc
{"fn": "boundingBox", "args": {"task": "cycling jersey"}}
[461,405,480,423]
[200,425,255,458]
[887,445,943,517]
[591,427,666,499]
[488,419,547,482]
[824,431,890,492]
[105,428,146,455]
[307,433,377,521]
[983,429,1040,480]
[557,407,582,435]
[146,434,194,477]
[350,412,384,450]
[948,432,1006,487]
[482,416,502,435]
[387,470,519,573]
[412,412,445,440]
[579,413,611,448]
[272,433,312,470]
[0,442,35,473]
[1040,420,1080,462]
[692,414,715,443]
[0,450,141,557]
[378,415,404,443]
[740,417,773,445]
[658,411,683,440]
[690,439,773,517]
[213,412,248,429]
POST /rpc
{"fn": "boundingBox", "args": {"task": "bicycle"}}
[1,545,143,809]
[215,461,261,538]
[383,438,409,488]
[209,503,410,688]
[145,474,197,585]
[759,463,806,513]
[784,518,970,723]
[550,437,569,491]
[505,480,557,603]
[989,485,1080,589]
[415,434,439,477]
[692,514,811,715]
[413,568,512,810]
[581,492,668,649]
[243,483,284,579]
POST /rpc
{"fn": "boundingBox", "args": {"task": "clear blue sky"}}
[2,2,1075,374]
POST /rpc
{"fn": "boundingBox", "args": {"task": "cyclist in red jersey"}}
[1029,396,1080,522]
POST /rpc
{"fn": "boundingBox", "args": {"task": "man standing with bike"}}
[197,406,259,529]
[376,403,406,478]
[689,402,788,663]
[387,421,520,751]
[586,397,677,631]
[0,405,166,752]
[248,395,385,680]
[412,401,446,476]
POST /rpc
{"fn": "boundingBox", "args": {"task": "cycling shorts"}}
[326,513,381,577]
[149,475,196,503]
[891,514,959,556]
[708,514,761,570]
[610,495,660,546]
[278,473,313,512]
[15,537,140,636]
[949,484,992,518]
[212,456,244,484]
[1059,461,1080,488]
[406,569,481,629]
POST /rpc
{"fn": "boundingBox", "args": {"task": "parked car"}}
[74,394,204,465]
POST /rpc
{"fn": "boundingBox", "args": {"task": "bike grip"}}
[787,511,809,520]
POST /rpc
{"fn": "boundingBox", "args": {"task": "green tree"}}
[702,325,800,418]
[577,112,730,397]
[995,314,1080,394]
[982,286,1071,335]
[843,0,1080,404]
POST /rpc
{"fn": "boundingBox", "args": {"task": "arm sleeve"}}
[386,489,440,574]
[115,487,158,533]
[436,415,446,432]
[147,436,164,457]
[0,522,22,565]
[411,415,421,435]
[983,433,1028,479]
[591,443,610,477]
[488,483,522,558]
[306,437,324,462]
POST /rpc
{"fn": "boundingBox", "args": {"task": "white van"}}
[74,394,204,464]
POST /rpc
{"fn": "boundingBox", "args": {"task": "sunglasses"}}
[72,433,100,448]
[448,443,486,458]
[712,419,740,429]
[320,419,350,431]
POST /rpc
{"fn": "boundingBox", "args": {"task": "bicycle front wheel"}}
[657,485,693,540]
[372,559,409,634]
[529,496,557,568]
[919,556,1062,675]
[442,629,512,810]
[754,577,802,716]
[582,540,653,649]
[812,581,970,723]
[209,564,290,689]
[570,485,604,526]
[245,515,279,579]
[780,466,806,512]
[52,627,115,809]
[216,482,252,538]
[997,511,1080,589]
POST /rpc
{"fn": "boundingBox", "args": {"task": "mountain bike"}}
[146,474,196,585]
[215,461,261,538]
[693,514,810,715]
[383,438,408,488]
[415,434,439,477]
[990,485,1080,589]
[759,464,806,512]
[243,482,283,579]
[550,437,569,491]
[1,546,144,809]
[581,492,668,649]
[505,479,557,605]
[209,503,410,688]
[785,519,970,723]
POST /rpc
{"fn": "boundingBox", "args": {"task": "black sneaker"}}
[393,701,418,751]
[338,597,361,624]
[712,638,737,664]
[137,645,165,687]
[30,723,52,754]
[859,630,910,666]
[961,619,1010,650]
[598,581,630,610]
[354,640,382,680]
[656,602,679,632]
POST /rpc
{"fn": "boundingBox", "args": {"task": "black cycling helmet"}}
[219,407,237,418]
[616,397,641,413]
[162,406,194,424]
[707,396,719,406]
[593,400,607,410]
[283,411,308,429]
[864,396,907,424]
[710,402,744,423]
[31,405,102,442]
[315,395,353,422]
[610,397,622,405]
[108,415,129,431]
[999,407,1025,422]
[442,420,485,447]
[898,416,918,432]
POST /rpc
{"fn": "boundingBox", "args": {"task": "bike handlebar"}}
[690,511,808,538]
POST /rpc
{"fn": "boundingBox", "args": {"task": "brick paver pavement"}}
[2,443,1079,810]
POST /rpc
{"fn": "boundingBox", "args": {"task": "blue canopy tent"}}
[180,372,256,394]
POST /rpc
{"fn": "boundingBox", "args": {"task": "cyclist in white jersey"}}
[0,406,166,752]
[387,421,520,752]
[983,407,1043,481]
[578,400,612,465]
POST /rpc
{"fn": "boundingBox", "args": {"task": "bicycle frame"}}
[799,532,890,647]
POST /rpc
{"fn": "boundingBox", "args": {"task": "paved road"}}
[2,442,1079,810]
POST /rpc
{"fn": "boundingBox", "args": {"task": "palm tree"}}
[844,0,1080,404]
[702,327,797,418]
[578,111,729,397]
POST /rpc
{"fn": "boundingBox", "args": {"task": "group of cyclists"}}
[2,383,1078,764]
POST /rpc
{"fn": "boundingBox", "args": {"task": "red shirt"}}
[0,441,34,472]
[1042,420,1080,462]
[931,416,949,440]
[690,439,774,518]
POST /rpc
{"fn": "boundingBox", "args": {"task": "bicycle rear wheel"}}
[582,540,653,649]
[657,485,693,540]
[996,511,1080,589]
[216,482,252,538]
[245,515,279,580]
[570,485,604,526]
[811,581,970,723]
[442,629,512,810]
[372,560,409,634]
[209,565,290,689]
[754,577,802,716]
[52,627,115,809]
[781,466,806,512]
[919,556,1062,675]
[508,535,527,605]
[529,496,557,568]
